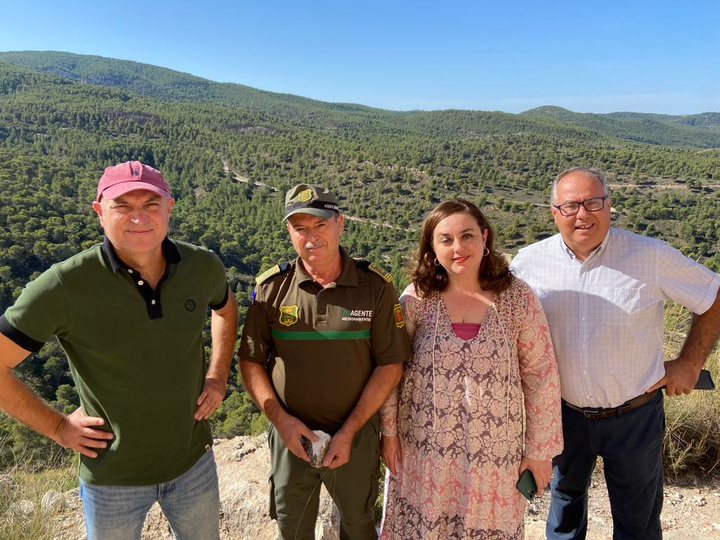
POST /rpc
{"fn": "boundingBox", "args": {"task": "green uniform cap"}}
[283,184,340,221]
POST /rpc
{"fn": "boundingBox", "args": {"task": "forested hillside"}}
[522,106,720,147]
[1,52,720,468]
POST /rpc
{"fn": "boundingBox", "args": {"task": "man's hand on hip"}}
[647,358,701,396]
[57,407,114,458]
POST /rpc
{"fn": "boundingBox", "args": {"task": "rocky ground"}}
[43,436,720,539]
[525,462,720,540]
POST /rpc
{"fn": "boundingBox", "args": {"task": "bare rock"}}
[41,489,67,513]
[315,489,341,539]
[10,499,35,516]
[212,437,342,539]
[664,532,709,540]
[524,520,546,540]
[302,430,332,468]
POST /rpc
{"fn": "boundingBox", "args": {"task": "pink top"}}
[451,322,481,340]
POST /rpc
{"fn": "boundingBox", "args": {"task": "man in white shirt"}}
[511,167,720,540]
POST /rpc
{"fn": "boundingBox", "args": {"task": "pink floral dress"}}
[380,278,562,539]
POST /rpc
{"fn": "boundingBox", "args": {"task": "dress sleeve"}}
[517,282,564,460]
[379,284,419,436]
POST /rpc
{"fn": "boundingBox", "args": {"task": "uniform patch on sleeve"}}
[393,304,405,328]
[368,262,393,283]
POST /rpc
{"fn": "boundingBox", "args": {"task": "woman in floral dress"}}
[380,199,562,539]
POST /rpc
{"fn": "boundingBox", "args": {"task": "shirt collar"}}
[559,229,612,262]
[101,236,181,274]
[294,247,358,287]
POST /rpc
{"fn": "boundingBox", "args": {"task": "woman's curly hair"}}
[411,199,513,298]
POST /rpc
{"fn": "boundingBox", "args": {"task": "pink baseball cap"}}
[96,161,171,201]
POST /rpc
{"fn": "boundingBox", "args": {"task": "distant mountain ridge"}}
[2,50,719,148]
[521,106,720,147]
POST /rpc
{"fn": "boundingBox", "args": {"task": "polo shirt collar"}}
[101,236,181,274]
[294,247,359,287]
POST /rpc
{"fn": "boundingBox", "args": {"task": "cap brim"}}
[283,208,337,221]
[99,182,171,201]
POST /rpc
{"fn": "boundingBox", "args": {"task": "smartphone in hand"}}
[661,369,715,391]
[695,369,715,391]
[516,468,537,501]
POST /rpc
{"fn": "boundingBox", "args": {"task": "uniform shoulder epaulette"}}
[255,262,291,285]
[356,260,393,283]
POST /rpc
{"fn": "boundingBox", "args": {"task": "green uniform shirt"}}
[0,238,229,485]
[240,248,410,432]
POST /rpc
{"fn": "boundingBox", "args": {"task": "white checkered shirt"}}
[511,228,720,408]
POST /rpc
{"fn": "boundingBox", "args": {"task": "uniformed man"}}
[240,184,410,539]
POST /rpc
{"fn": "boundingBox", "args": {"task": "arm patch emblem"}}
[394,304,405,328]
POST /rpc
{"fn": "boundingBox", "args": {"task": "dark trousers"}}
[546,391,665,540]
[268,417,381,540]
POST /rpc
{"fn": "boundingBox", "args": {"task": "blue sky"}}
[1,0,718,114]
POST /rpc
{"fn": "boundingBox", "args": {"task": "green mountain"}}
[522,106,720,148]
[4,50,719,147]
[608,111,720,129]
[1,51,719,462]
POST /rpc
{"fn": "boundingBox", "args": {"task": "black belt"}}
[563,390,659,420]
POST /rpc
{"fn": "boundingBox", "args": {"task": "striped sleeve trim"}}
[0,315,46,352]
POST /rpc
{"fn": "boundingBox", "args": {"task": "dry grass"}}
[0,454,76,540]
[662,301,720,477]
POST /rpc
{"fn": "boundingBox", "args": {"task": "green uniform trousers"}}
[268,417,380,540]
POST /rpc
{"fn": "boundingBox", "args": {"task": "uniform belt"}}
[563,389,659,420]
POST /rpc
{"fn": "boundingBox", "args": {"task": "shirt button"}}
[138,280,144,286]
[151,300,156,305]
[582,316,586,321]
[127,269,133,274]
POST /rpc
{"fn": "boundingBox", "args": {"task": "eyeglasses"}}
[552,196,608,217]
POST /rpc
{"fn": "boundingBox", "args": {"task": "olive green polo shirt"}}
[0,238,229,485]
[240,248,410,432]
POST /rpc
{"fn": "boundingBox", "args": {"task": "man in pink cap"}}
[0,161,238,539]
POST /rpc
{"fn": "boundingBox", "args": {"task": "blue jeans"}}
[546,392,664,540]
[79,449,220,540]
